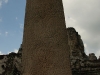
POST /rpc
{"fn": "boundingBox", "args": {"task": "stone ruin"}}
[0,27,100,75]
[67,27,100,75]
[0,48,22,75]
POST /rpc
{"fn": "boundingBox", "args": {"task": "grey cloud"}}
[63,0,100,57]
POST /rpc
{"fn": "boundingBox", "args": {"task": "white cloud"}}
[0,0,8,8]
[5,31,8,36]
[3,0,8,3]
[85,49,89,56]
[95,50,100,58]
[84,43,89,55]
[0,18,2,22]
[7,49,18,54]
[84,43,87,48]
[14,49,18,53]
[0,51,3,55]
[0,32,1,35]
[16,17,18,20]
[0,1,2,8]
[7,51,11,54]
[20,24,23,29]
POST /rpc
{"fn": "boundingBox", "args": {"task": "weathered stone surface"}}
[89,53,97,61]
[0,55,8,74]
[0,45,22,75]
[22,0,72,75]
[0,27,100,75]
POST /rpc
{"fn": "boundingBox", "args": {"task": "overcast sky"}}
[63,0,100,58]
[0,0,100,58]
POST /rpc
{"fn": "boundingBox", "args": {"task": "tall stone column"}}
[22,0,72,75]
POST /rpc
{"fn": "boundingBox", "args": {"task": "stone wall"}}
[0,27,100,75]
[0,51,21,75]
[67,27,100,75]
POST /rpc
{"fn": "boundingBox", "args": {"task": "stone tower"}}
[22,0,72,75]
